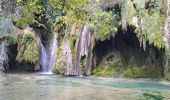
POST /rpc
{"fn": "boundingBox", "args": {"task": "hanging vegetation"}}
[1,0,169,79]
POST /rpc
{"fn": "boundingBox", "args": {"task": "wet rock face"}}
[164,0,170,80]
[0,40,8,71]
[64,38,74,75]
[76,26,92,76]
[54,25,92,76]
[16,28,40,70]
[164,0,170,50]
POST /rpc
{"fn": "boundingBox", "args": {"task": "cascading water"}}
[48,34,57,72]
[14,7,57,73]
[39,41,48,71]
[76,25,92,76]
[39,34,57,73]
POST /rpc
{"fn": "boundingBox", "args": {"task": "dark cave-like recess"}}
[93,26,165,72]
[6,44,35,72]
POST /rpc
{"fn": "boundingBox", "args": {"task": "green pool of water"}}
[0,73,170,100]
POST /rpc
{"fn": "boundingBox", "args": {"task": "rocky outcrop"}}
[54,25,93,76]
[76,25,92,76]
[16,28,40,70]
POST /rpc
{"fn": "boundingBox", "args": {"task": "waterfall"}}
[39,34,57,73]
[21,24,57,73]
[76,25,92,76]
[48,34,57,72]
[39,41,48,71]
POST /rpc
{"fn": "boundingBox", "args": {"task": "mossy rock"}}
[93,65,122,77]
[165,70,170,81]
[16,29,40,64]
[54,44,66,74]
[123,67,162,79]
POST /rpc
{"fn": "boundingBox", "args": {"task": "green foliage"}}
[137,12,165,48]
[12,14,35,29]
[93,64,123,77]
[13,0,45,28]
[88,1,120,41]
[23,39,39,63]
[94,12,119,41]
[54,44,66,75]
[93,65,116,77]
[12,0,168,79]
[13,0,167,49]
[132,0,166,49]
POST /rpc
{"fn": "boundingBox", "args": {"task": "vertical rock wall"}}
[76,25,92,76]
[54,25,93,76]
[164,0,170,80]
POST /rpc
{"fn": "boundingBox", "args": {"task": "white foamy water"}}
[39,34,57,73]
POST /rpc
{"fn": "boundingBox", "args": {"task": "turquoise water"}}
[0,73,170,100]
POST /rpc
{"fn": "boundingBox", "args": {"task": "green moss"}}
[23,39,39,64]
[81,56,87,75]
[70,36,77,55]
[123,68,162,79]
[13,17,35,29]
[127,57,141,68]
[54,42,66,75]
[165,72,170,81]
[16,30,39,64]
[93,65,121,77]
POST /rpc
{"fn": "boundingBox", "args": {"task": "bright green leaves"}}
[142,12,165,48]
[13,0,167,49]
[12,15,35,29]
[14,0,46,28]
[121,0,166,49]
[88,1,120,41]
[95,12,119,41]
